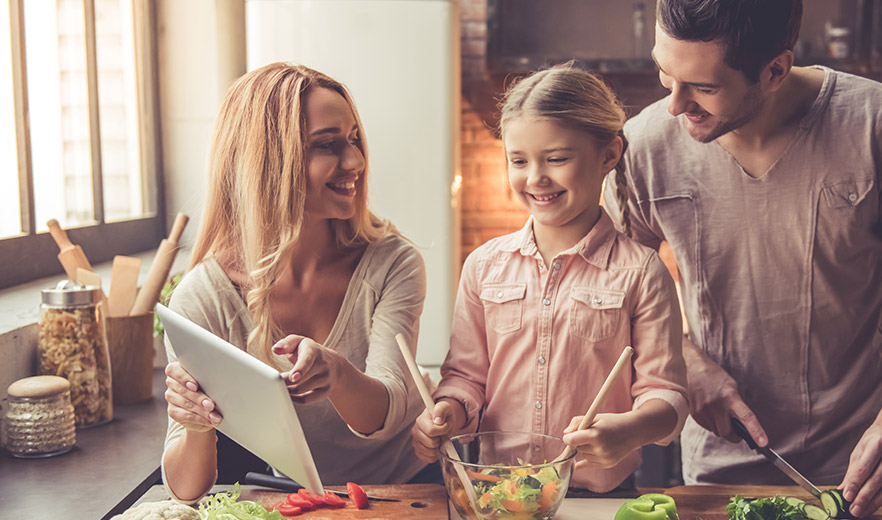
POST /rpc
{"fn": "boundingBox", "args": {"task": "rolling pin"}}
[47,219,93,282]
[128,213,188,316]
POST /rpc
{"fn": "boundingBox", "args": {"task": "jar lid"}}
[7,375,71,398]
[41,280,101,306]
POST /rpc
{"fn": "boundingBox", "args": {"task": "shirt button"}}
[552,262,561,271]
[543,298,551,306]
[534,401,542,409]
[592,296,603,305]
[497,291,504,298]
[848,193,857,202]
[533,445,541,452]
[538,356,546,365]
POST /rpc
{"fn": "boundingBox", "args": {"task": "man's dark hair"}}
[656,0,802,82]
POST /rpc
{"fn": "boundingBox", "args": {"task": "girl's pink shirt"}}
[434,212,688,492]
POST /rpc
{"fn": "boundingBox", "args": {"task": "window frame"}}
[0,0,165,290]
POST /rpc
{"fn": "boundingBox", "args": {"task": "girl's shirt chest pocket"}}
[480,283,527,334]
[569,287,626,342]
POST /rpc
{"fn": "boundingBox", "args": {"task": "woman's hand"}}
[164,361,222,432]
[411,399,466,463]
[272,334,341,405]
[562,412,643,470]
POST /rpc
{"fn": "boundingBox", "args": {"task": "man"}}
[604,0,882,516]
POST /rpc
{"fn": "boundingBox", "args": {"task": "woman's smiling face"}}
[504,117,618,233]
[303,87,365,222]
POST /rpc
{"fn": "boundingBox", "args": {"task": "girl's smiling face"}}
[504,117,621,237]
[304,87,365,222]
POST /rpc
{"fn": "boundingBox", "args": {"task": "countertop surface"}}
[0,368,168,519]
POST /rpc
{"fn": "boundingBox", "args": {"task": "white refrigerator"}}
[245,0,461,366]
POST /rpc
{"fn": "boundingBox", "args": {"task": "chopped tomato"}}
[466,470,500,482]
[322,491,347,508]
[297,488,326,507]
[273,502,302,517]
[346,481,369,509]
[539,480,556,511]
[502,499,524,512]
[285,493,314,509]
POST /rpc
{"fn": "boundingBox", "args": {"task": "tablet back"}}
[156,304,324,494]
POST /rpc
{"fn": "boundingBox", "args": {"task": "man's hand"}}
[841,422,882,518]
[683,337,768,446]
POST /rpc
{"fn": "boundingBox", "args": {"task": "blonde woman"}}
[161,63,431,502]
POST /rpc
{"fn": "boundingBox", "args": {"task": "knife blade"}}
[243,472,400,502]
[730,417,822,498]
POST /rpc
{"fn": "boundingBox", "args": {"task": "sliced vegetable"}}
[820,489,853,519]
[615,493,679,520]
[285,494,313,509]
[296,488,326,507]
[805,504,831,520]
[539,480,556,512]
[321,491,347,508]
[347,481,369,510]
[467,470,501,482]
[272,503,302,517]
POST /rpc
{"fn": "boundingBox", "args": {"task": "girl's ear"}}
[601,136,624,172]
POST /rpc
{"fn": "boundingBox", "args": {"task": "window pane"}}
[0,0,22,239]
[96,0,147,221]
[25,0,94,232]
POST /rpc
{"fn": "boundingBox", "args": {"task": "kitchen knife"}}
[730,417,822,498]
[243,472,400,502]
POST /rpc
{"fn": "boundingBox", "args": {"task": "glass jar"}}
[38,280,113,427]
[5,375,76,457]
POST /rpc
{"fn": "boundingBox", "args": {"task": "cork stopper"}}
[7,375,71,398]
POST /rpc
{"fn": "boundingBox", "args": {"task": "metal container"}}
[5,376,76,457]
[38,281,113,427]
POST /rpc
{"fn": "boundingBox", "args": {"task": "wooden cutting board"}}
[239,483,450,519]
[665,485,882,520]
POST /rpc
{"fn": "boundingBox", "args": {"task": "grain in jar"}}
[5,375,76,457]
[39,281,113,427]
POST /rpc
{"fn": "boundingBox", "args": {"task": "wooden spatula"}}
[394,333,479,506]
[77,267,109,311]
[555,345,634,462]
[108,256,141,317]
[129,212,188,316]
[47,219,92,282]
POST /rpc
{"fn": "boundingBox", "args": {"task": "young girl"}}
[411,63,688,492]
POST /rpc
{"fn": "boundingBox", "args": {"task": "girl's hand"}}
[562,412,641,470]
[164,361,222,432]
[272,334,341,405]
[411,399,464,463]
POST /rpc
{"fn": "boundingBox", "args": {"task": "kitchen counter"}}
[0,368,168,519]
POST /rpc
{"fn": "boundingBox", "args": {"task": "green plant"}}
[153,272,184,337]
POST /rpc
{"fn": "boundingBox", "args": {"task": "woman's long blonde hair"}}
[498,62,632,237]
[189,62,389,365]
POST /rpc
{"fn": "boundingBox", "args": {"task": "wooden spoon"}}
[393,334,480,507]
[555,345,634,462]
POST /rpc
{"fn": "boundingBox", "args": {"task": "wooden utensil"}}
[393,333,479,506]
[129,213,188,316]
[76,267,109,310]
[47,219,92,282]
[108,256,141,317]
[555,345,634,462]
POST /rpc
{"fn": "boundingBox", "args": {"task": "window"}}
[1,0,163,289]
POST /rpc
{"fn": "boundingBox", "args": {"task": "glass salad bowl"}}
[440,431,576,520]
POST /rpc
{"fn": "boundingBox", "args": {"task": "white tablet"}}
[155,304,324,494]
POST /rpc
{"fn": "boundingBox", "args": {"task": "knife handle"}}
[245,471,303,492]
[730,417,758,450]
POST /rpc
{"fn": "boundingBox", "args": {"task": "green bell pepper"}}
[615,493,680,520]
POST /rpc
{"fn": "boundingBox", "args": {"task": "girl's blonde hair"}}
[498,62,632,237]
[189,62,390,366]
